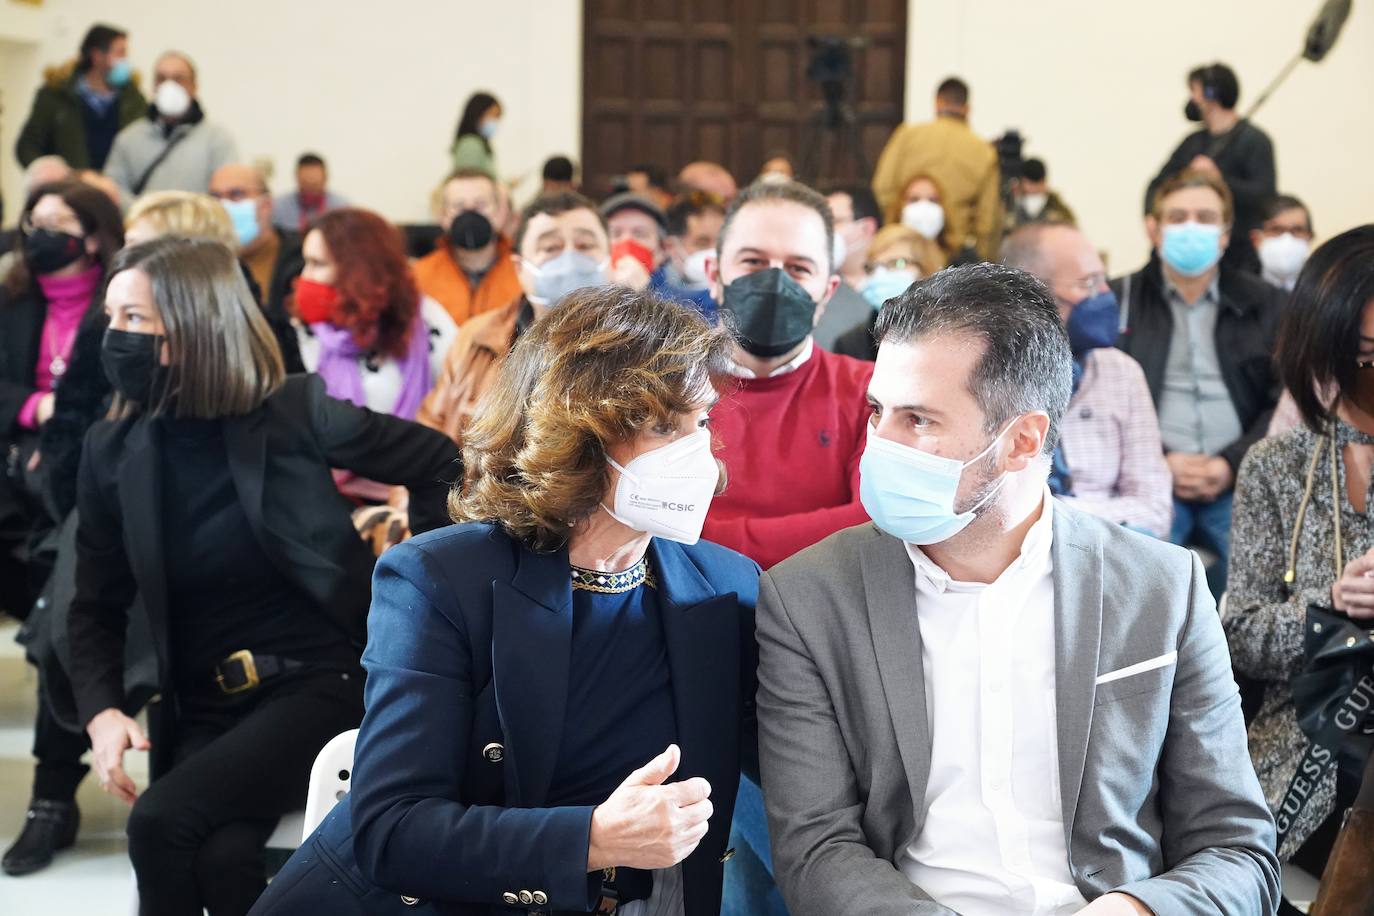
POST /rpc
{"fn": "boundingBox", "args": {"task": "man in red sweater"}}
[710,179,873,916]
[703,179,874,571]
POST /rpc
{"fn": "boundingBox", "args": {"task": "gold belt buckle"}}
[216,650,260,695]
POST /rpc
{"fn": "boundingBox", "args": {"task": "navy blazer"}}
[252,522,760,916]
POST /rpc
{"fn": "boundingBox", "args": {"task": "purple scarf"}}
[311,313,432,420]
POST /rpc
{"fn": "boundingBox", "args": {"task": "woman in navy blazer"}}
[254,287,760,916]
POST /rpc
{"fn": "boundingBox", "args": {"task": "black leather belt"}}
[213,649,308,695]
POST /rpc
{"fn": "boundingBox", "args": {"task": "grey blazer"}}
[756,504,1280,916]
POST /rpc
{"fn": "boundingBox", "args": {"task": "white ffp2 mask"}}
[603,430,719,544]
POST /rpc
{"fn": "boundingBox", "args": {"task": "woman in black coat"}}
[0,179,123,878]
[66,237,459,916]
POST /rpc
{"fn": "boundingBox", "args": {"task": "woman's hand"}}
[35,392,55,426]
[1332,550,1374,619]
[86,708,151,805]
[587,744,713,871]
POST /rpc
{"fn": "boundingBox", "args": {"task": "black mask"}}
[24,228,86,275]
[101,328,170,405]
[720,267,818,358]
[448,210,494,250]
[1184,100,1203,122]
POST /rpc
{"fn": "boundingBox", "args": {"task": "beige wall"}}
[904,0,1374,270]
[3,0,1370,271]
[0,0,582,225]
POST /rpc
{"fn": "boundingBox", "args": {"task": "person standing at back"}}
[16,24,146,173]
[1145,63,1276,274]
[871,77,1002,261]
[450,92,502,178]
[103,51,237,201]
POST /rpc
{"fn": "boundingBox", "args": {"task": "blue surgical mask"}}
[1064,290,1120,358]
[859,421,1014,545]
[222,198,260,247]
[1160,222,1222,277]
[862,266,919,310]
[479,120,500,140]
[108,59,132,87]
[525,250,609,306]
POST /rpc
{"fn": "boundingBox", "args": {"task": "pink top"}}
[18,265,101,430]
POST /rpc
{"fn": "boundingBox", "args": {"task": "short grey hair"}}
[999,221,1071,281]
[874,262,1073,454]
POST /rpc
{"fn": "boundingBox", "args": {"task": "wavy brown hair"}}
[452,286,733,552]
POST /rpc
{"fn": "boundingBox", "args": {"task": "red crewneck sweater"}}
[704,345,874,569]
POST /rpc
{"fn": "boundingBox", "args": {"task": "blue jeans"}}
[1169,490,1233,597]
[720,774,789,916]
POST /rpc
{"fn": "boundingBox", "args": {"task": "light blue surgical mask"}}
[862,266,919,310]
[524,250,609,306]
[222,198,260,247]
[479,119,500,140]
[108,59,132,88]
[1160,221,1222,277]
[858,421,1015,545]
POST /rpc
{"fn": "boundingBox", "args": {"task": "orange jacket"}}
[412,235,523,327]
[415,296,523,444]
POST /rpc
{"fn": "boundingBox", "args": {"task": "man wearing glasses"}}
[1251,194,1314,292]
[1002,222,1172,538]
[1111,169,1283,596]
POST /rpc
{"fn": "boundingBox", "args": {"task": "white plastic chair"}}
[302,728,359,839]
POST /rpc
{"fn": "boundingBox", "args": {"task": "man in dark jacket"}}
[1113,170,1281,596]
[1145,62,1275,273]
[15,24,147,172]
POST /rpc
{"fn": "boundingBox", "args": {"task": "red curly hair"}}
[307,208,419,357]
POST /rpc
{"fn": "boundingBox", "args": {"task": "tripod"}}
[798,99,868,184]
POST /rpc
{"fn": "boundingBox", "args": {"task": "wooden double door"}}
[581,0,908,194]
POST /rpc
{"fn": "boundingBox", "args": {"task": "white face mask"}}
[831,232,847,271]
[1020,192,1049,216]
[154,80,191,119]
[1258,233,1309,282]
[901,199,945,240]
[681,248,714,288]
[603,430,719,544]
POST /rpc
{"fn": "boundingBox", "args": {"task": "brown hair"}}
[8,178,125,295]
[1151,168,1234,227]
[108,237,285,419]
[451,286,732,551]
[513,190,606,252]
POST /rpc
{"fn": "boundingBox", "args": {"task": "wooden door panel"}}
[582,0,905,194]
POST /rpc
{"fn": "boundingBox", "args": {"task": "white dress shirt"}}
[725,337,814,379]
[898,489,1088,916]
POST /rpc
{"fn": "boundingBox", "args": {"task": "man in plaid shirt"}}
[1003,223,1172,536]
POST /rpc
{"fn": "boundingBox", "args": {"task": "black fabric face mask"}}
[24,228,86,275]
[1184,99,1204,122]
[448,210,494,251]
[101,328,170,405]
[719,267,819,358]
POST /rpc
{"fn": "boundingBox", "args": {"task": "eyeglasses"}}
[19,214,82,236]
[1062,273,1107,299]
[1259,224,1313,240]
[867,257,918,273]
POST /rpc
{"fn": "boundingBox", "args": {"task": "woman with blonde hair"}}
[66,236,457,915]
[257,287,761,916]
[832,223,945,361]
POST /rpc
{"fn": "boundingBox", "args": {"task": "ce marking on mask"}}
[628,494,696,513]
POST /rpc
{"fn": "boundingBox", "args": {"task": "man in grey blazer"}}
[756,263,1279,916]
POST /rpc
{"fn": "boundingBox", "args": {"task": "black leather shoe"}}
[2,798,79,876]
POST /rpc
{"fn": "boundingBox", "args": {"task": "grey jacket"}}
[756,506,1280,916]
[104,114,237,201]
